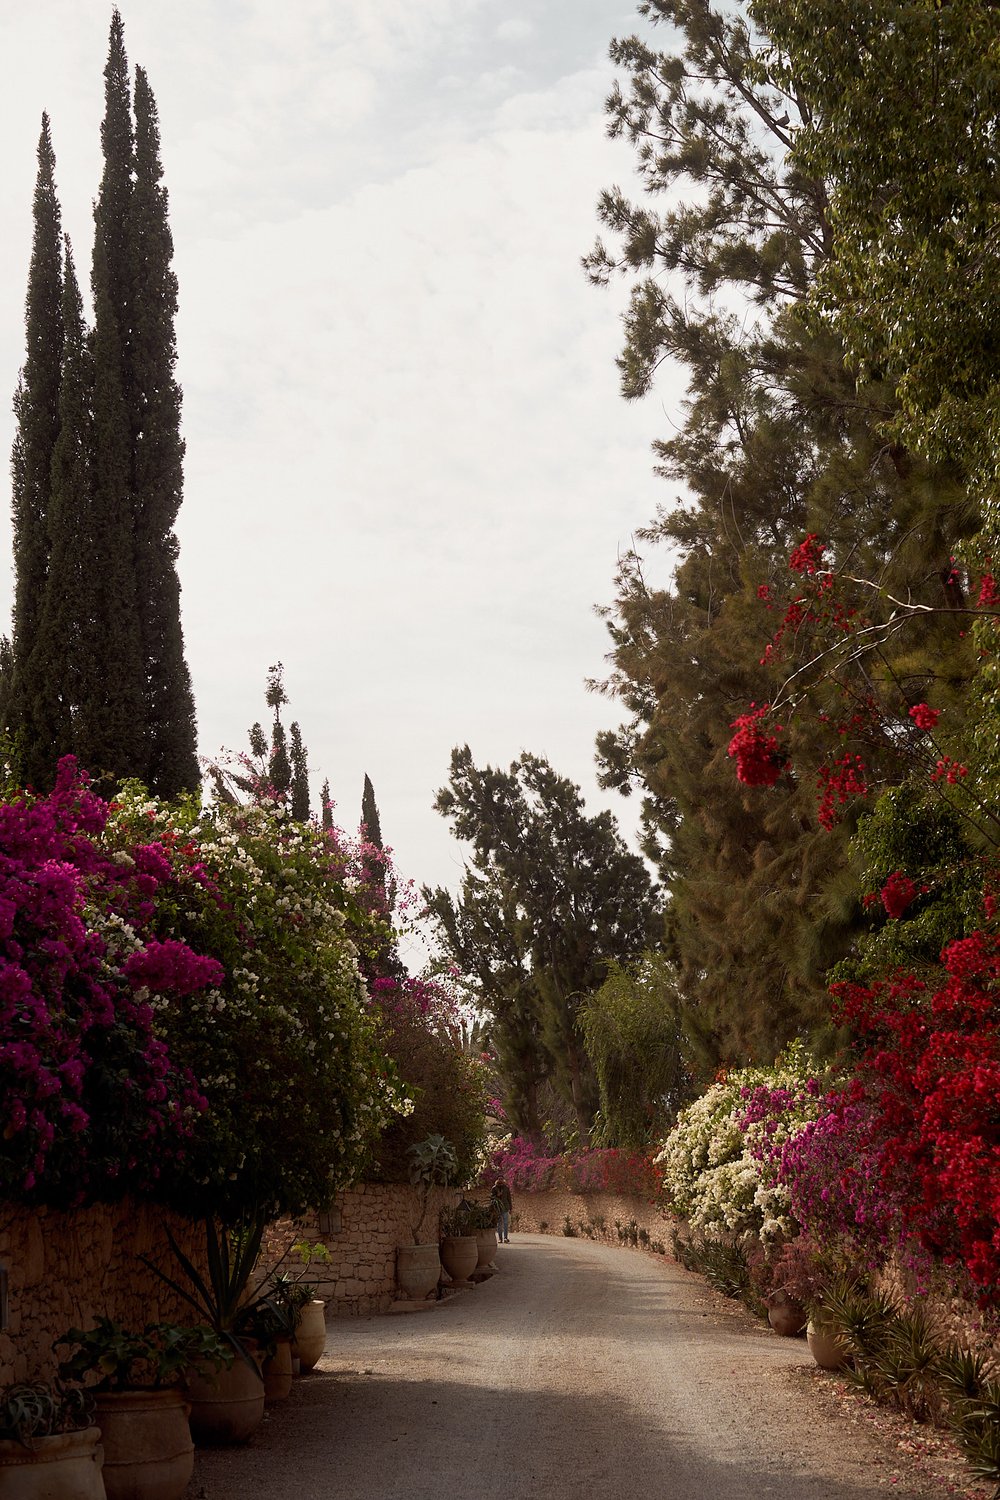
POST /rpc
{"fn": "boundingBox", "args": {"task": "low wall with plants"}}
[1,1181,464,1381]
[513,1190,670,1253]
[266,1183,459,1317]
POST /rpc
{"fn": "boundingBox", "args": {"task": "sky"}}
[0,1,687,953]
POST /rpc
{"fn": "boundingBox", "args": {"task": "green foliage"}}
[368,1001,490,1187]
[55,1318,231,1391]
[106,786,403,1218]
[425,747,662,1140]
[836,785,987,985]
[0,1384,93,1447]
[587,0,981,1067]
[750,0,1000,492]
[579,954,704,1149]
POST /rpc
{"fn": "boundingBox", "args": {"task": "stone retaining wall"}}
[262,1183,459,1318]
[0,1183,463,1382]
[512,1189,673,1253]
[0,1200,210,1385]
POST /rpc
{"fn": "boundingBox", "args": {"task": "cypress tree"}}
[129,64,198,795]
[320,778,333,831]
[289,721,309,821]
[361,773,382,848]
[84,8,145,781]
[25,240,93,785]
[6,115,64,781]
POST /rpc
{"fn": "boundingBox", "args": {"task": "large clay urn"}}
[0,1426,105,1500]
[766,1291,807,1337]
[440,1234,479,1285]
[184,1349,264,1445]
[262,1339,294,1404]
[396,1244,441,1301]
[475,1229,498,1271]
[93,1389,193,1500]
[806,1319,850,1370]
[291,1300,327,1371]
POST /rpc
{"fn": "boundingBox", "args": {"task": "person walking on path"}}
[492,1176,512,1242]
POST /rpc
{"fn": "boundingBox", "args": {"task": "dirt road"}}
[190,1234,964,1500]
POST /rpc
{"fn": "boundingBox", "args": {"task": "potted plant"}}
[55,1319,229,1500]
[438,1202,480,1286]
[460,1199,500,1272]
[141,1210,270,1444]
[277,1239,330,1372]
[396,1135,457,1301]
[0,1381,104,1499]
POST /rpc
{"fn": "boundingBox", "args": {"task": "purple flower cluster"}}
[0,759,212,1206]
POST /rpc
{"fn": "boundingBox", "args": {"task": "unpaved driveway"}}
[190,1234,967,1500]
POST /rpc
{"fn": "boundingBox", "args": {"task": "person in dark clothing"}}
[492,1176,512,1242]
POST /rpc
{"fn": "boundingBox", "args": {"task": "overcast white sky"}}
[0,1,686,943]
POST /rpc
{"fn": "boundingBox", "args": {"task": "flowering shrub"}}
[0,760,407,1216]
[103,785,406,1218]
[0,761,208,1205]
[796,934,1000,1302]
[654,1044,825,1242]
[484,1136,661,1198]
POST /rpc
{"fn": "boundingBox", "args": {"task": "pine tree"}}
[6,116,64,781]
[424,748,663,1140]
[587,0,978,1063]
[128,65,198,795]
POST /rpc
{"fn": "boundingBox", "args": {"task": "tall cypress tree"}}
[5,115,64,779]
[84,8,145,782]
[289,722,309,820]
[129,64,198,795]
[25,240,93,785]
[5,13,199,794]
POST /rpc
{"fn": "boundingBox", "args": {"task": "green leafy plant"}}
[406,1135,458,1243]
[0,1383,93,1449]
[141,1210,270,1368]
[55,1319,231,1391]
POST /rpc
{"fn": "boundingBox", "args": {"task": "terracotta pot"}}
[291,1300,326,1371]
[767,1292,807,1337]
[806,1319,850,1370]
[93,1389,193,1500]
[396,1244,441,1301]
[184,1350,264,1445]
[440,1235,479,1284]
[0,1426,105,1500]
[475,1229,498,1271]
[262,1339,293,1404]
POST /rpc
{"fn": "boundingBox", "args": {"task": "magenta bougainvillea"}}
[0,759,211,1205]
[484,1136,661,1199]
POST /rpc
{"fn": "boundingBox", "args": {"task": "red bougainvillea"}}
[908,703,940,732]
[829,932,1000,1301]
[880,871,919,919]
[728,706,786,786]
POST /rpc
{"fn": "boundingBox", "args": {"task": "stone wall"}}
[0,1183,463,1382]
[0,1199,211,1385]
[512,1188,673,1253]
[262,1183,459,1317]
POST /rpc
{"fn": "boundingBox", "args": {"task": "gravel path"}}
[189,1234,968,1500]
